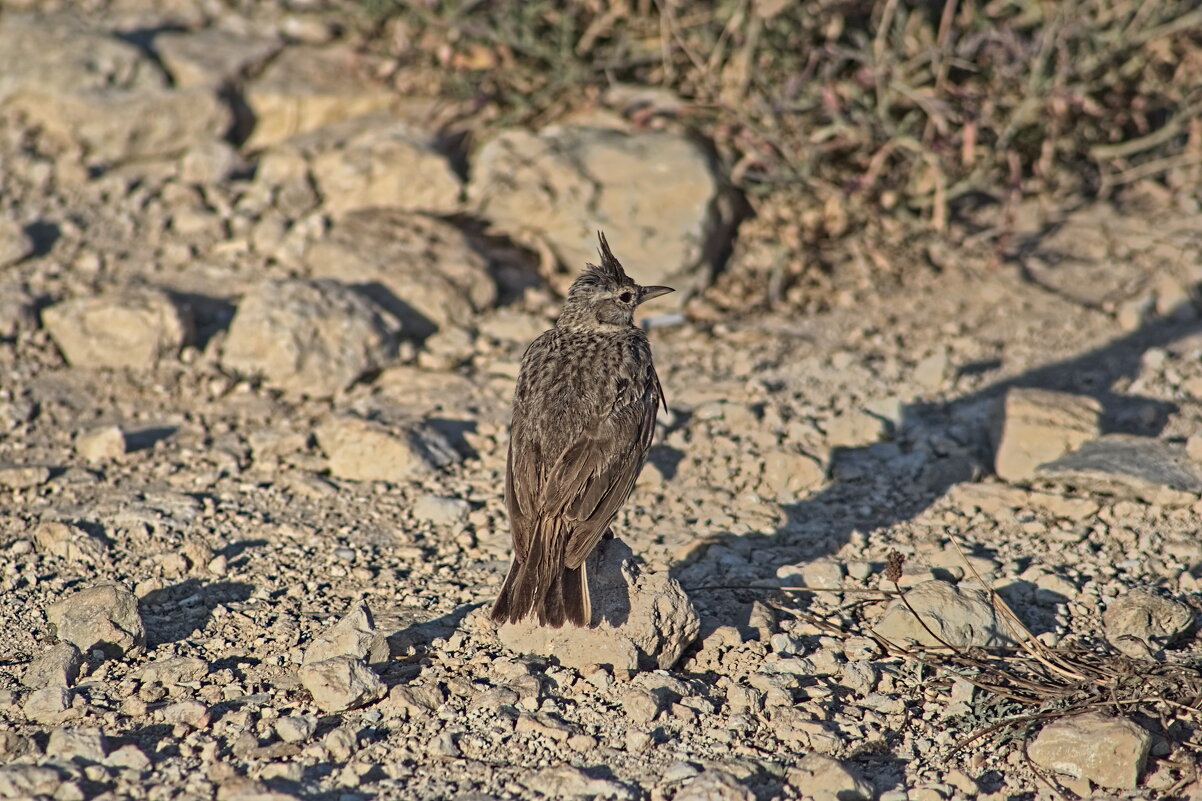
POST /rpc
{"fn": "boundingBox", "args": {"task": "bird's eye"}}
[619,291,633,303]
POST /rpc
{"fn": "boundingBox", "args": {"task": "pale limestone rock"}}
[220,279,397,398]
[991,388,1101,482]
[469,126,729,302]
[1028,712,1150,789]
[23,643,82,689]
[785,754,874,801]
[47,583,145,659]
[33,522,107,563]
[298,656,386,713]
[316,416,458,483]
[41,289,194,369]
[303,601,389,665]
[153,28,280,89]
[75,425,127,462]
[873,580,1013,648]
[244,45,396,149]
[497,538,699,671]
[302,210,495,339]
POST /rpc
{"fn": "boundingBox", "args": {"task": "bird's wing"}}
[542,366,661,569]
[505,431,541,563]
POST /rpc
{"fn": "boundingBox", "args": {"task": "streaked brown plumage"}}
[490,233,672,627]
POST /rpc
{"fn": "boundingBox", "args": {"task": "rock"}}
[759,449,825,498]
[243,45,397,149]
[316,415,459,483]
[303,601,390,665]
[0,765,66,797]
[274,714,317,743]
[786,754,874,801]
[161,700,211,728]
[0,464,49,489]
[991,388,1101,482]
[412,494,470,527]
[0,286,36,339]
[104,744,151,772]
[75,425,127,462]
[0,14,163,100]
[46,582,145,658]
[0,219,33,268]
[497,538,700,671]
[1103,589,1194,650]
[872,580,1013,648]
[46,727,107,763]
[33,521,107,563]
[41,289,194,369]
[672,770,753,801]
[826,410,888,448]
[1028,712,1151,789]
[23,642,82,689]
[778,558,843,590]
[136,656,209,685]
[469,125,728,301]
[302,210,496,339]
[1036,434,1202,503]
[23,686,76,725]
[298,656,386,712]
[153,28,280,90]
[7,87,232,168]
[220,279,398,398]
[525,765,634,800]
[302,113,460,215]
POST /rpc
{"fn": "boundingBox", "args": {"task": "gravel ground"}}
[1,4,1201,801]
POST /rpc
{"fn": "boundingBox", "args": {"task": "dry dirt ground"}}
[1,4,1202,801]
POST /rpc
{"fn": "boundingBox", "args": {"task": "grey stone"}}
[497,538,700,671]
[221,279,398,398]
[104,744,151,772]
[274,714,318,743]
[135,656,209,685]
[303,601,389,665]
[303,114,461,215]
[412,494,470,527]
[469,125,729,302]
[1028,712,1150,789]
[872,580,1014,648]
[1103,588,1194,650]
[1037,434,1202,502]
[786,754,874,801]
[46,727,107,763]
[317,415,459,483]
[671,770,753,801]
[243,45,397,149]
[302,210,496,339]
[47,582,145,658]
[0,765,66,798]
[153,28,280,90]
[42,289,194,369]
[991,388,1101,482]
[34,521,107,563]
[298,656,386,713]
[22,686,75,725]
[525,765,634,800]
[75,425,127,462]
[23,642,82,689]
[0,219,33,268]
[0,465,49,489]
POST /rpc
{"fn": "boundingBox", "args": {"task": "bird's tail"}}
[490,544,591,628]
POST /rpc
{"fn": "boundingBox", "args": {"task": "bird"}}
[490,232,673,628]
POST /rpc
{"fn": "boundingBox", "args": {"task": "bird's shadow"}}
[671,303,1202,631]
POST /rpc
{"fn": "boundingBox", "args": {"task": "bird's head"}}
[559,232,673,329]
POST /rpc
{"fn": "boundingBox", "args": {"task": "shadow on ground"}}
[672,306,1202,633]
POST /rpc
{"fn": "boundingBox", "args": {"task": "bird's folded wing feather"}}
[544,376,661,569]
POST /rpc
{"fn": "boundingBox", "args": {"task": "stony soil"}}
[1,4,1202,801]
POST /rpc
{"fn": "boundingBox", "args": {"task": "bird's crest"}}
[575,231,631,291]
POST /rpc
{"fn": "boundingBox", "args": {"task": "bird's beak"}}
[638,285,674,304]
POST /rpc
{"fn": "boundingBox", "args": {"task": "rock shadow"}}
[672,305,1202,629]
[139,578,254,645]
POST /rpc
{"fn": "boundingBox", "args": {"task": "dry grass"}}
[358,0,1202,306]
